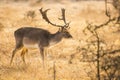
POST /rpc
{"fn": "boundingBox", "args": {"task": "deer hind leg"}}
[21,47,28,64]
[10,44,23,65]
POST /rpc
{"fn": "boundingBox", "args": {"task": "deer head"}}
[39,8,72,39]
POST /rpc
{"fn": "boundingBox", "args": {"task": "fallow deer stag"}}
[10,8,72,66]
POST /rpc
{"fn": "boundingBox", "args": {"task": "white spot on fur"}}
[24,43,38,49]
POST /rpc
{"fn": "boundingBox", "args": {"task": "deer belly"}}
[23,38,39,49]
[23,43,38,49]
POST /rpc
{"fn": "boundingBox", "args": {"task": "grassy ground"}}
[0,0,119,80]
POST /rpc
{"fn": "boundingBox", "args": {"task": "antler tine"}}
[39,8,63,28]
[59,8,70,28]
[59,8,66,24]
[39,8,52,24]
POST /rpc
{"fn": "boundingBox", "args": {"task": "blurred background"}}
[0,0,120,80]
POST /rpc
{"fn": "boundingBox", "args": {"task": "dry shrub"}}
[112,0,120,11]
[0,22,4,31]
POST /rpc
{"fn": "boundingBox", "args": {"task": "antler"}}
[39,8,70,29]
[59,8,70,28]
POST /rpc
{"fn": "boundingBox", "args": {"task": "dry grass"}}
[0,0,119,80]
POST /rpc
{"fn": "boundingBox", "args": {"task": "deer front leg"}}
[40,47,45,68]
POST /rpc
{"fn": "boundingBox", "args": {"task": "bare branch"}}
[105,0,111,19]
[94,17,116,30]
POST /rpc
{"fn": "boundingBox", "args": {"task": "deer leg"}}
[44,48,49,70]
[21,47,28,64]
[10,45,23,65]
[40,47,45,68]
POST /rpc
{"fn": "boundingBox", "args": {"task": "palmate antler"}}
[39,8,70,29]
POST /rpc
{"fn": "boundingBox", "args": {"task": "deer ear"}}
[58,28,61,32]
[58,27,64,32]
[61,27,64,32]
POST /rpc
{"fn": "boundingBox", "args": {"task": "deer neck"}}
[49,31,63,46]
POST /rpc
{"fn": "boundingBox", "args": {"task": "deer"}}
[10,8,72,67]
